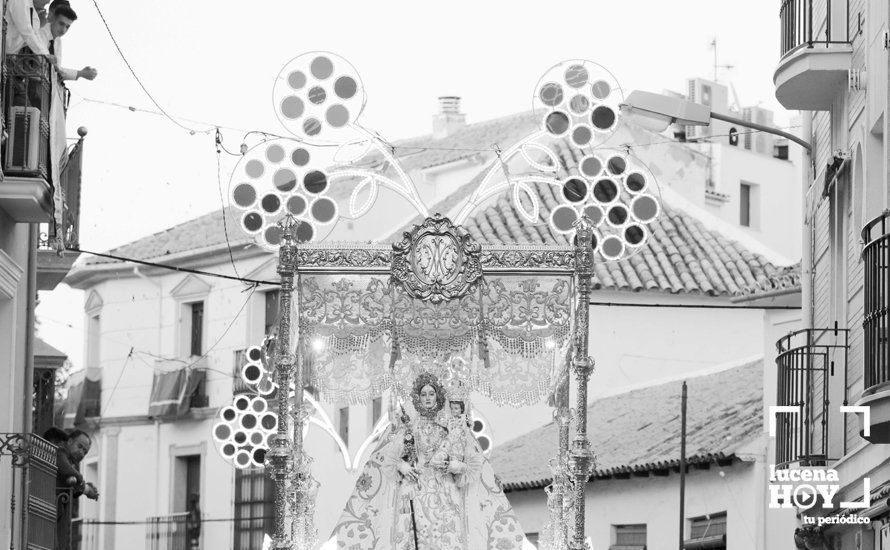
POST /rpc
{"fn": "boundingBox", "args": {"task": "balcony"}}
[0,433,59,549]
[37,130,85,289]
[146,512,197,550]
[70,518,100,550]
[774,0,852,110]
[0,54,85,288]
[774,327,848,468]
[859,211,890,443]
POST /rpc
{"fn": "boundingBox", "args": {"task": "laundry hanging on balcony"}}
[61,369,101,429]
[148,360,206,419]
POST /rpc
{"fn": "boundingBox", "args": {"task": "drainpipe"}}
[17,226,38,550]
[23,226,37,431]
[800,111,813,330]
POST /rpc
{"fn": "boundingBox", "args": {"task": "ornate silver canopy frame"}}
[253,213,595,550]
[391,214,483,304]
[221,52,665,550]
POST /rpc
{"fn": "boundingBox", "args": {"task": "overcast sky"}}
[36,0,791,368]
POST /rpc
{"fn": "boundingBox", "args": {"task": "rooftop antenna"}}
[711,38,741,110]
[710,38,735,83]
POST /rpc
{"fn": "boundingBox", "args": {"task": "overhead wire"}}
[90,0,212,135]
[214,130,245,282]
[100,347,133,410]
[70,88,801,156]
[66,247,280,286]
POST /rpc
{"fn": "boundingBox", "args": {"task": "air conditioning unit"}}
[5,106,41,173]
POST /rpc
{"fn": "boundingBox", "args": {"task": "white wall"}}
[82,254,775,548]
[508,461,762,550]
[712,146,801,259]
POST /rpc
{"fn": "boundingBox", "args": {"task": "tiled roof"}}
[74,111,788,299]
[34,337,67,358]
[459,186,783,297]
[491,359,763,491]
[81,207,250,266]
[359,111,539,172]
[734,262,801,299]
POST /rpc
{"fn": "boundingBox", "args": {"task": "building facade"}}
[0,3,87,548]
[495,359,799,550]
[765,0,890,547]
[62,100,801,548]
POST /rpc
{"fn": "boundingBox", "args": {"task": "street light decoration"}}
[534,60,623,147]
[230,140,339,250]
[273,52,367,145]
[212,394,279,469]
[549,149,661,261]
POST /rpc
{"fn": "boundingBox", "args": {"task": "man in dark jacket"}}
[45,428,98,550]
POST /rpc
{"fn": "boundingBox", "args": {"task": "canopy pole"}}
[268,217,299,549]
[569,217,596,550]
[557,357,572,546]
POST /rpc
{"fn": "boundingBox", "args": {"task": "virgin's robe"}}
[329,415,525,549]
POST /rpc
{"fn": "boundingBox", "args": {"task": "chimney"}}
[432,96,466,139]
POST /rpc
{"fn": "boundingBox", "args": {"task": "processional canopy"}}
[298,213,575,406]
[214,50,664,477]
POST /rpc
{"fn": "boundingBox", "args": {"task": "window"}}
[371,397,382,427]
[264,290,280,336]
[612,524,646,549]
[172,454,201,513]
[525,533,540,545]
[685,512,727,549]
[774,143,789,160]
[189,302,204,356]
[233,468,274,550]
[339,406,349,446]
[740,183,752,227]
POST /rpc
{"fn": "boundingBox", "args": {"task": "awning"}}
[61,372,101,429]
[148,365,205,419]
[683,535,726,549]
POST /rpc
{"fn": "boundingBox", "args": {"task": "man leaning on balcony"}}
[5,0,54,58]
[39,1,98,81]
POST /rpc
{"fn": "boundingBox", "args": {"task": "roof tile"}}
[74,112,786,300]
[491,360,763,490]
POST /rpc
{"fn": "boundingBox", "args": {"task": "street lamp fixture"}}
[621,90,812,152]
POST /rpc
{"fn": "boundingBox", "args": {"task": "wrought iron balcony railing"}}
[863,211,890,394]
[0,433,59,550]
[70,518,101,550]
[774,327,848,468]
[146,512,194,550]
[3,54,69,180]
[233,349,252,395]
[779,0,850,57]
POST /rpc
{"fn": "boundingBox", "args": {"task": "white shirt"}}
[38,25,77,81]
[5,0,48,55]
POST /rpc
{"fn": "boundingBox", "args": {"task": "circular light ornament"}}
[229,139,340,249]
[532,59,623,148]
[273,52,366,144]
[544,148,661,262]
[212,394,278,469]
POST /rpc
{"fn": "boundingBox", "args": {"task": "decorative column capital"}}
[277,215,300,275]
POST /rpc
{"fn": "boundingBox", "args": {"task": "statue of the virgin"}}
[328,372,527,549]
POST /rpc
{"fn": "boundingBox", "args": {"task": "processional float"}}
[210,52,662,549]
